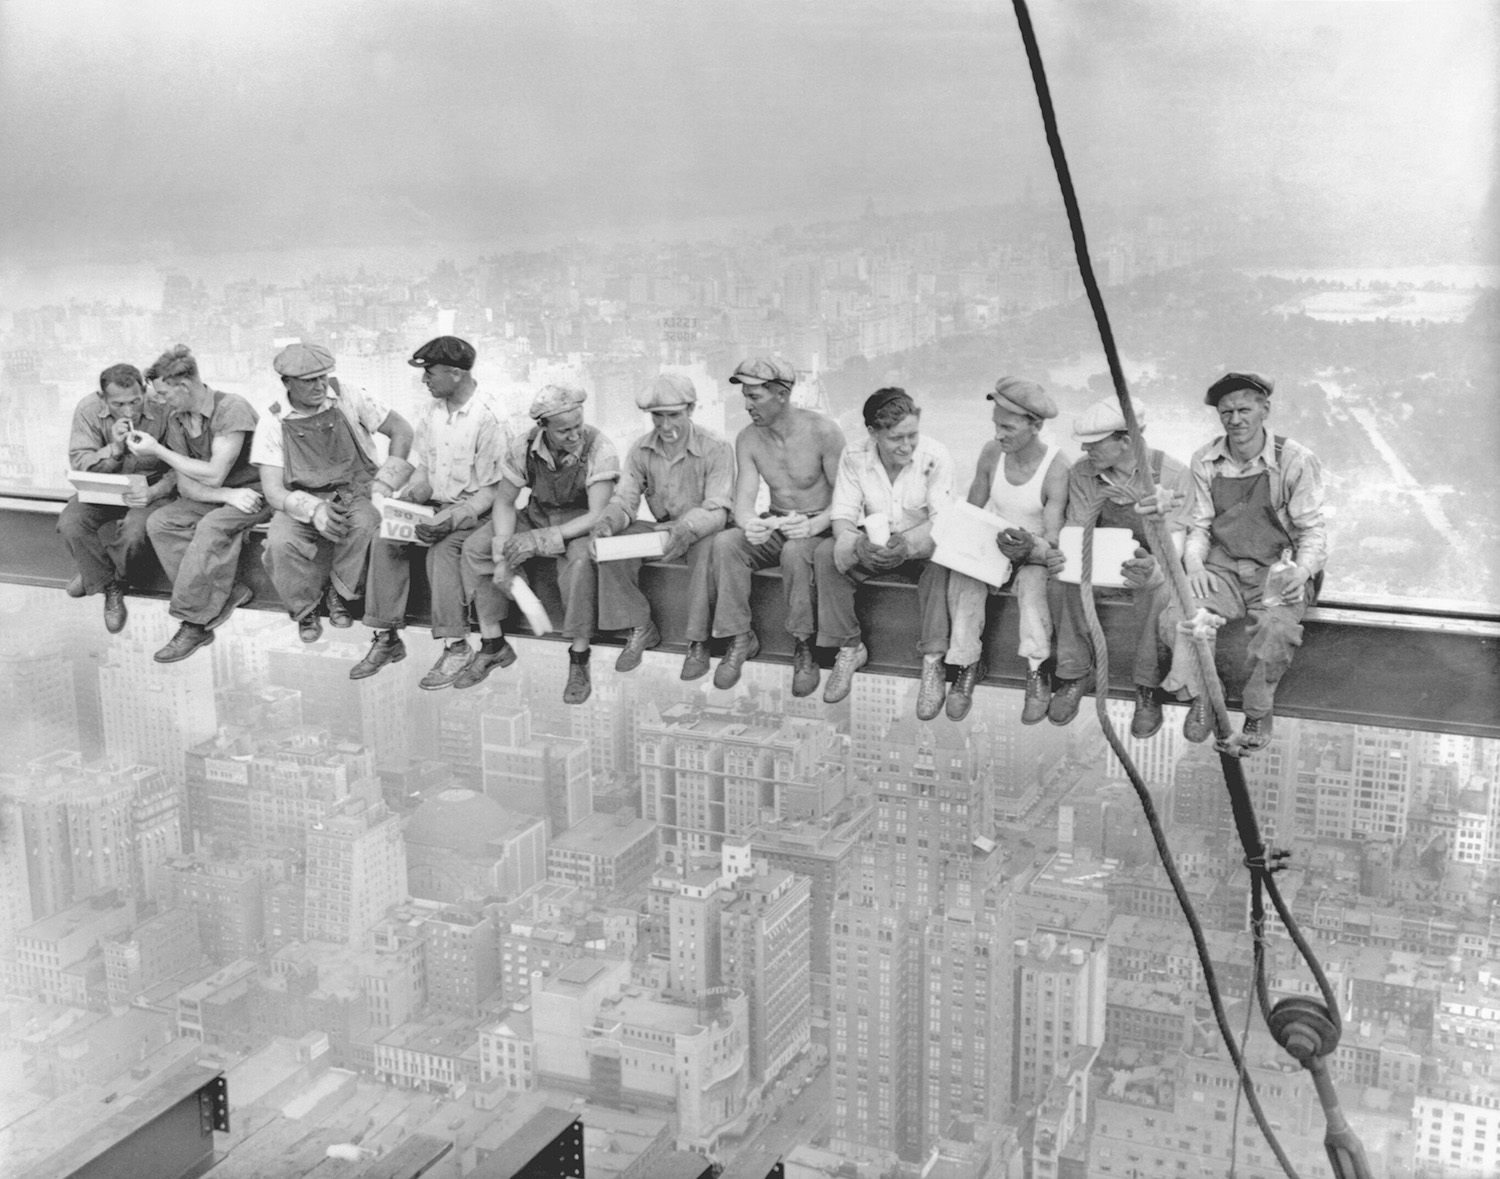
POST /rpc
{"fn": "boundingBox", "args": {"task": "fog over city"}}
[1,4,1498,1179]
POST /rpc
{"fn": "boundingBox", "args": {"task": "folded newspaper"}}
[930,501,1014,588]
[374,495,437,545]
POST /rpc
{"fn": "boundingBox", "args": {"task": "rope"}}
[1007,3,1365,1176]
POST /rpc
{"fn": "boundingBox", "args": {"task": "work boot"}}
[791,638,820,699]
[1182,695,1213,744]
[1130,686,1164,739]
[1240,713,1274,751]
[65,574,86,598]
[102,582,128,635]
[1047,674,1094,727]
[823,642,867,704]
[453,640,517,689]
[564,649,592,705]
[154,622,214,664]
[714,632,760,690]
[350,630,405,680]
[1021,667,1051,725]
[298,610,323,644]
[419,642,473,691]
[681,641,711,682]
[946,659,987,721]
[325,585,354,629]
[615,621,661,672]
[207,583,254,630]
[915,655,947,722]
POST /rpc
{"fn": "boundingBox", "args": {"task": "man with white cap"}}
[351,335,507,688]
[1046,396,1191,736]
[708,357,845,695]
[944,377,1071,722]
[252,341,415,643]
[591,373,734,674]
[1157,372,1328,751]
[459,384,619,703]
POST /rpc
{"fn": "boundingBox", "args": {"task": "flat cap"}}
[637,373,698,412]
[1073,396,1146,444]
[408,336,476,371]
[529,384,588,420]
[729,357,796,387]
[273,342,335,379]
[987,376,1057,420]
[1205,371,1274,407]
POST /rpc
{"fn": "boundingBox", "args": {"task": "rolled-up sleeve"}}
[585,433,621,486]
[1281,444,1328,575]
[1061,464,1100,528]
[829,450,865,526]
[603,444,649,532]
[675,437,736,539]
[472,411,509,489]
[68,400,113,472]
[1182,449,1217,568]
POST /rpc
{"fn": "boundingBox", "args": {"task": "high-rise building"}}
[103,906,205,1003]
[1011,929,1107,1112]
[481,702,593,835]
[545,810,658,894]
[0,789,34,960]
[420,907,498,1017]
[266,640,417,769]
[304,799,407,948]
[159,855,265,963]
[0,646,77,773]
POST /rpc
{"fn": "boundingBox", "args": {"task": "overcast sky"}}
[0,0,1494,265]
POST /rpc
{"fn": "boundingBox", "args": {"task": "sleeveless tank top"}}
[985,442,1055,533]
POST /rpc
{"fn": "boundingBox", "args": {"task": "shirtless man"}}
[706,357,845,695]
[944,377,1071,721]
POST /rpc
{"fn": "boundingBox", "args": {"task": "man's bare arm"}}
[966,443,1000,508]
[731,429,764,531]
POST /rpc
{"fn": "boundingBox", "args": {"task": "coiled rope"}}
[1007,3,1370,1177]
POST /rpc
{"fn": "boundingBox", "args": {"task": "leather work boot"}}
[791,638,820,698]
[325,584,354,628]
[1182,695,1213,744]
[453,641,517,689]
[1240,712,1274,751]
[298,610,324,644]
[1130,686,1164,739]
[915,655,947,721]
[564,650,593,705]
[823,642,867,704]
[419,642,473,691]
[1021,667,1051,725]
[1047,674,1094,727]
[350,631,406,680]
[615,621,661,672]
[680,641,711,682]
[946,659,987,721]
[102,582,128,634]
[154,622,214,664]
[65,574,86,598]
[713,632,760,690]
[207,583,254,630]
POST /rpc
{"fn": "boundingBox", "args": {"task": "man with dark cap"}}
[59,362,176,634]
[945,377,1071,721]
[1157,372,1327,751]
[351,336,508,687]
[1045,396,1192,737]
[459,384,619,703]
[813,387,956,715]
[131,344,270,662]
[251,342,415,643]
[591,373,734,676]
[708,357,845,695]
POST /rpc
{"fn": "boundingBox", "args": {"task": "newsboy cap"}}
[987,376,1057,420]
[529,384,588,420]
[273,342,335,379]
[1205,371,1274,407]
[1073,396,1146,444]
[729,357,796,388]
[408,336,476,371]
[637,373,698,412]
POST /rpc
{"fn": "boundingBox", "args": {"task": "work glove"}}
[1042,546,1066,577]
[591,515,618,540]
[311,499,351,541]
[657,519,697,562]
[1121,547,1159,590]
[502,530,541,566]
[997,527,1035,564]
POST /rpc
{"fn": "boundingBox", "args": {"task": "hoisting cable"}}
[1006,4,1373,1178]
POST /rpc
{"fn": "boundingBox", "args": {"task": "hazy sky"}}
[0,0,1494,264]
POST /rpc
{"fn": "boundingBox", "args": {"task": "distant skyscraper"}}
[303,799,407,948]
[0,646,77,774]
[1011,930,1107,1112]
[266,639,416,769]
[481,702,592,835]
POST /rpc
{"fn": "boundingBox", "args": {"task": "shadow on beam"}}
[2,488,1497,739]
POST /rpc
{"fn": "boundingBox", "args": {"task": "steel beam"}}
[1,490,1495,739]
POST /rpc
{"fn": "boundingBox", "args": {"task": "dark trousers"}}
[58,496,165,593]
[146,497,272,625]
[812,539,949,655]
[364,525,478,640]
[595,521,715,637]
[1054,580,1170,687]
[711,527,818,640]
[262,496,381,620]
[463,517,597,642]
